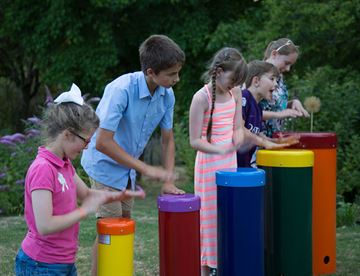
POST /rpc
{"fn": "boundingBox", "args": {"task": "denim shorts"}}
[15,248,77,276]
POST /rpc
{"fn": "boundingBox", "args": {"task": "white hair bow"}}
[54,83,84,106]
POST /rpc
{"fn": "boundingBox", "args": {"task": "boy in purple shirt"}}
[237,60,296,167]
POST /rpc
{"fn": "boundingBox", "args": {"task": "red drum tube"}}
[158,194,201,276]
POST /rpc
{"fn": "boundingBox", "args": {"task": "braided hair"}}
[201,47,248,143]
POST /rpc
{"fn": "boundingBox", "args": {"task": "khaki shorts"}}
[89,177,134,218]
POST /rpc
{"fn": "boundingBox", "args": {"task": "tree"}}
[0,0,256,131]
[0,0,121,130]
[258,0,360,73]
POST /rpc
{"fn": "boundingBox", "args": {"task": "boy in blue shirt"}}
[81,34,185,275]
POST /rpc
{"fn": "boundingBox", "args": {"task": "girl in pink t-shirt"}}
[15,84,144,276]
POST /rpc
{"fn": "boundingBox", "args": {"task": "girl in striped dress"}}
[189,47,248,276]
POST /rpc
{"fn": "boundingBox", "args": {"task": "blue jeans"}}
[15,248,77,276]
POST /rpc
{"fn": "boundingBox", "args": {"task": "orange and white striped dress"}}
[194,85,237,268]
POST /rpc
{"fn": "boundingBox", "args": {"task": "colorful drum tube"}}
[97,218,135,276]
[274,132,337,275]
[216,168,265,276]
[257,149,314,276]
[158,194,201,276]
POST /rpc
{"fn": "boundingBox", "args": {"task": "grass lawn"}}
[1,176,359,275]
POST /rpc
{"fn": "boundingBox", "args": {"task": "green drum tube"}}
[257,150,314,276]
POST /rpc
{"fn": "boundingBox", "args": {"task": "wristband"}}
[78,207,87,219]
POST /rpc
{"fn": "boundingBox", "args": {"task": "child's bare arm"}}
[262,109,301,120]
[75,173,90,201]
[31,190,86,235]
[189,92,235,154]
[96,128,175,182]
[160,129,184,194]
[232,86,246,147]
[32,176,145,235]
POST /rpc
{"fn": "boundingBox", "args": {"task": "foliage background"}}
[1,0,360,214]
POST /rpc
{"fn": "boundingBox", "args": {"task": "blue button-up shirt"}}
[81,71,175,190]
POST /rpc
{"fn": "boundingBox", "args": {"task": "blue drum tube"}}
[216,168,265,276]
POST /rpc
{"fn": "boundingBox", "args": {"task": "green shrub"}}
[174,117,195,193]
[288,66,360,202]
[338,135,360,200]
[337,200,360,227]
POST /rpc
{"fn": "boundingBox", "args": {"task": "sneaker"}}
[209,268,217,276]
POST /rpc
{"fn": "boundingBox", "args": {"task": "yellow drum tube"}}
[97,218,135,276]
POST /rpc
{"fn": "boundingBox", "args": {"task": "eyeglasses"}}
[69,130,91,146]
[275,40,292,52]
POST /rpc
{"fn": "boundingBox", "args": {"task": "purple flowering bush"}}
[0,89,100,216]
[0,117,41,215]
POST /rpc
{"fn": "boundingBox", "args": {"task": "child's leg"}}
[15,248,32,276]
[201,265,210,276]
[120,177,134,218]
[122,209,131,218]
[209,267,217,275]
[89,177,134,276]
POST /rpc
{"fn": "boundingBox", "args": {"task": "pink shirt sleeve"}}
[26,162,56,193]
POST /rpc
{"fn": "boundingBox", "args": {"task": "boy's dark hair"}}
[245,60,280,88]
[263,38,299,59]
[139,34,185,75]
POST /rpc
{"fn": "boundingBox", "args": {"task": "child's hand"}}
[278,108,302,119]
[218,144,238,155]
[262,139,289,149]
[161,183,185,195]
[274,133,300,146]
[132,185,146,199]
[103,189,146,202]
[80,189,145,215]
[143,165,177,182]
[80,191,111,216]
[291,99,310,117]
